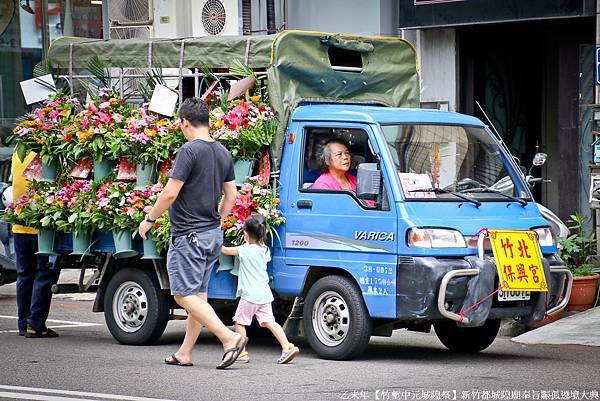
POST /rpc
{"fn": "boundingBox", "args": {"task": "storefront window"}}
[0,0,103,145]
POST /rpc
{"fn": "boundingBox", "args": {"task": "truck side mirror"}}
[357,163,380,200]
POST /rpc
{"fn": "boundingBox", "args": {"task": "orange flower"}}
[109,98,119,104]
[156,119,169,126]
[216,119,225,128]
[249,95,261,102]
[59,109,69,117]
[275,198,281,205]
[15,205,23,215]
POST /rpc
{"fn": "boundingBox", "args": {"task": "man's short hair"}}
[178,97,209,127]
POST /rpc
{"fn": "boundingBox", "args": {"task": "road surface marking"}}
[0,385,180,401]
[0,315,102,334]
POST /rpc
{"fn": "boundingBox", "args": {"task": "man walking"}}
[138,97,245,369]
[12,152,60,338]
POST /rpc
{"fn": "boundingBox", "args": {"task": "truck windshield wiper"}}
[461,187,527,207]
[408,188,481,207]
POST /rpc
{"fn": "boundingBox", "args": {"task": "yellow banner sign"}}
[488,230,548,292]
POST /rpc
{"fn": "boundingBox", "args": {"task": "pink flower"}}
[99,101,111,109]
[45,196,55,204]
[98,198,110,207]
[143,205,153,214]
[98,112,112,124]
[241,183,253,192]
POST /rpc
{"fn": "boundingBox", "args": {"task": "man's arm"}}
[219,180,237,220]
[146,178,184,221]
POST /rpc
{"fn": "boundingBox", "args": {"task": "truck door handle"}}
[297,199,313,209]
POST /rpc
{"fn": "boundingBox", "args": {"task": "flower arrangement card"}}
[148,84,178,117]
[20,74,56,105]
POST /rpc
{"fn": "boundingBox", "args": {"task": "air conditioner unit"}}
[191,0,242,37]
[109,0,154,26]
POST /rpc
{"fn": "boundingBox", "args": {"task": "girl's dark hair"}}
[244,214,267,243]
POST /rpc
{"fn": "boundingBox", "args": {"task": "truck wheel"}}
[303,275,372,360]
[104,268,170,345]
[433,319,500,353]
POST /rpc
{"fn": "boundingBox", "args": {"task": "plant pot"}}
[71,231,93,256]
[135,162,157,189]
[234,159,256,186]
[37,228,57,256]
[41,161,58,182]
[218,254,235,271]
[566,274,600,311]
[141,233,162,260]
[112,229,139,259]
[93,158,113,181]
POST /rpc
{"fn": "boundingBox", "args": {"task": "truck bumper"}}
[396,254,572,327]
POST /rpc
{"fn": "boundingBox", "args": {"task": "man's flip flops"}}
[216,335,248,370]
[164,354,193,367]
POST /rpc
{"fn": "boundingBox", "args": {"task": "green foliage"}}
[557,214,597,277]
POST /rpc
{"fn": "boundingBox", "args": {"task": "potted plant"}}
[74,88,129,180]
[63,180,95,256]
[10,92,82,181]
[557,214,600,311]
[210,91,277,185]
[129,183,164,259]
[91,180,139,259]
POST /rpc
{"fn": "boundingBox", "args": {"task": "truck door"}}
[277,123,399,319]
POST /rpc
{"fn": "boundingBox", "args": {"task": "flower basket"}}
[41,161,58,182]
[141,233,162,260]
[37,228,58,256]
[93,158,113,181]
[71,230,94,256]
[234,159,256,186]
[135,162,157,190]
[112,229,138,259]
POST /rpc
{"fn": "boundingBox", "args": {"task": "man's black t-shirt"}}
[168,139,235,237]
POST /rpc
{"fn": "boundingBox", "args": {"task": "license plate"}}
[498,289,531,302]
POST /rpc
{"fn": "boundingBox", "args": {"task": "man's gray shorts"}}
[166,227,223,296]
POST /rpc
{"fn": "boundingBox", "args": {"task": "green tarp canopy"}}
[47,31,420,166]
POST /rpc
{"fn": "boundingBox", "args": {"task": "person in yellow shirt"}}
[12,152,59,338]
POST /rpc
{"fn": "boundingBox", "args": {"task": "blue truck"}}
[1,31,573,360]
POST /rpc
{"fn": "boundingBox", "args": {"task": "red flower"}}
[258,105,266,111]
[65,134,72,142]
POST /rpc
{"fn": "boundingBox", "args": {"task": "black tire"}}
[104,268,170,345]
[303,275,372,360]
[433,319,501,353]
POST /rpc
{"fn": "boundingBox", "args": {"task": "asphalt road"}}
[0,292,599,401]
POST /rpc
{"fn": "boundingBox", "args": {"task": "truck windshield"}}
[380,124,530,201]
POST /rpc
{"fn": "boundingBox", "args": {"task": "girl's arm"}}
[221,245,238,256]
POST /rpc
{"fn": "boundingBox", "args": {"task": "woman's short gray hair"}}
[319,138,349,172]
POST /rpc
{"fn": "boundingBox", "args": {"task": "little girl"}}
[221,214,299,364]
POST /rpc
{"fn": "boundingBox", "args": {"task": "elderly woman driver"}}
[312,138,357,191]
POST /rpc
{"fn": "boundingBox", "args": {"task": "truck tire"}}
[433,319,500,353]
[104,268,170,345]
[303,275,372,360]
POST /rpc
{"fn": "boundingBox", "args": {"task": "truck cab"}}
[272,103,571,359]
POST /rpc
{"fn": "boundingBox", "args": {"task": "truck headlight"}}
[407,228,467,248]
[533,227,555,247]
